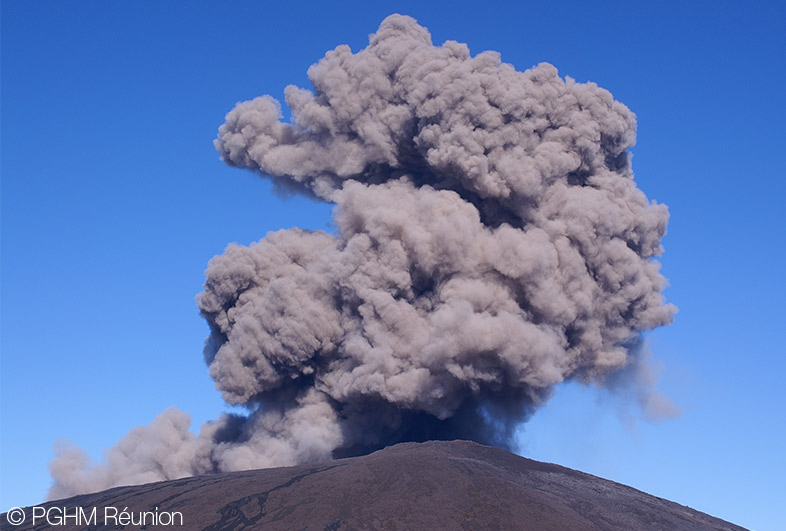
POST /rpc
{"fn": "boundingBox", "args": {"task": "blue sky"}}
[1,1,784,529]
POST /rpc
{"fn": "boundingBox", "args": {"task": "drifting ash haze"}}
[49,14,676,499]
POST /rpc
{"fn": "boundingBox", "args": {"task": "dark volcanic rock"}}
[3,440,746,530]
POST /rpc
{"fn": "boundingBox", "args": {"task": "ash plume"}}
[48,14,676,499]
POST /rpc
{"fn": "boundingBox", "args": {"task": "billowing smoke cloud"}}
[48,14,676,499]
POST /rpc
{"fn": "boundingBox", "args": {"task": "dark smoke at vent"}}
[48,14,676,499]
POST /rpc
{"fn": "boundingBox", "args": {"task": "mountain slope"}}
[3,440,746,530]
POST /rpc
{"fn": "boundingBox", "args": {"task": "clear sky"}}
[1,1,784,529]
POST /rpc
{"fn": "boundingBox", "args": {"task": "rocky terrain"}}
[3,440,747,530]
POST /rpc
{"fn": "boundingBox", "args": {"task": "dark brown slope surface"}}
[3,440,746,530]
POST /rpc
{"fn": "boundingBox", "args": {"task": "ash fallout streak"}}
[48,14,676,499]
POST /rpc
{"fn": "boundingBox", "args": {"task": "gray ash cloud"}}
[48,14,675,499]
